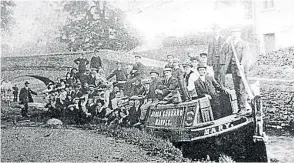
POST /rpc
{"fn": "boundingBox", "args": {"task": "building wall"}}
[254,0,294,54]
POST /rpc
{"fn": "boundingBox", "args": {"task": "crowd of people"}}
[12,27,252,126]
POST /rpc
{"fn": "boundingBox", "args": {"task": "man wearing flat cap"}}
[19,81,37,118]
[156,68,181,103]
[106,61,128,89]
[90,49,102,70]
[207,24,225,84]
[149,69,163,101]
[133,55,145,76]
[183,61,199,99]
[165,54,174,69]
[220,28,254,113]
[74,53,89,75]
[172,59,191,101]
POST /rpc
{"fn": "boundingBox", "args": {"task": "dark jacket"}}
[106,69,128,81]
[128,106,141,125]
[12,86,19,95]
[165,63,173,69]
[194,76,224,98]
[79,74,90,85]
[207,36,225,66]
[90,56,102,69]
[131,84,144,96]
[133,62,145,75]
[19,87,37,104]
[220,39,252,76]
[173,67,190,101]
[74,57,89,73]
[149,78,163,100]
[161,76,179,96]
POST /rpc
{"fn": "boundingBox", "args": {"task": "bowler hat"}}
[142,79,151,85]
[150,69,159,75]
[172,58,180,63]
[197,63,207,70]
[91,68,97,71]
[163,68,172,72]
[199,53,208,57]
[190,56,200,62]
[25,81,30,85]
[182,61,192,67]
[132,65,139,70]
[129,95,143,100]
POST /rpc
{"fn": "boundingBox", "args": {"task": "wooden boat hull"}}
[147,117,268,162]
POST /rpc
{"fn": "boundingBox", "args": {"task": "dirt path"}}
[1,127,164,162]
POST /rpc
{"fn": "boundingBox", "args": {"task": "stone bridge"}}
[1,50,166,82]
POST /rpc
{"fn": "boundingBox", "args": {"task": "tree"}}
[59,1,141,52]
[1,0,15,33]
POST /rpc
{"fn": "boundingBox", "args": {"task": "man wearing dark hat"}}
[156,68,181,103]
[207,24,225,84]
[172,58,191,101]
[190,56,201,73]
[165,54,174,68]
[106,61,128,87]
[133,55,145,75]
[220,28,253,113]
[90,49,102,70]
[183,61,199,99]
[19,81,37,118]
[74,53,89,75]
[88,84,97,98]
[194,63,228,119]
[149,69,163,101]
[199,53,214,77]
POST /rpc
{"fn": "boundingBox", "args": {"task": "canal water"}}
[267,135,294,162]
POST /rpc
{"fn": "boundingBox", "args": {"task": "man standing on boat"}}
[207,25,226,86]
[220,28,253,114]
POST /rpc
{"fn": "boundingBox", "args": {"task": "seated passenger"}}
[156,68,181,104]
[149,69,163,101]
[130,79,144,96]
[194,63,228,119]
[183,61,199,100]
[199,53,214,77]
[106,61,128,86]
[127,96,142,126]
[111,91,121,110]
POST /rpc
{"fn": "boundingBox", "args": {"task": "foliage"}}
[1,0,15,33]
[59,1,141,52]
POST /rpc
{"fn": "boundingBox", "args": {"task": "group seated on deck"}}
[41,53,233,127]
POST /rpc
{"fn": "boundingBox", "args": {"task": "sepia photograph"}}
[1,0,294,162]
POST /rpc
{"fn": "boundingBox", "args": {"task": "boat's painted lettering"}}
[155,119,171,126]
[150,109,184,118]
[204,122,234,135]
